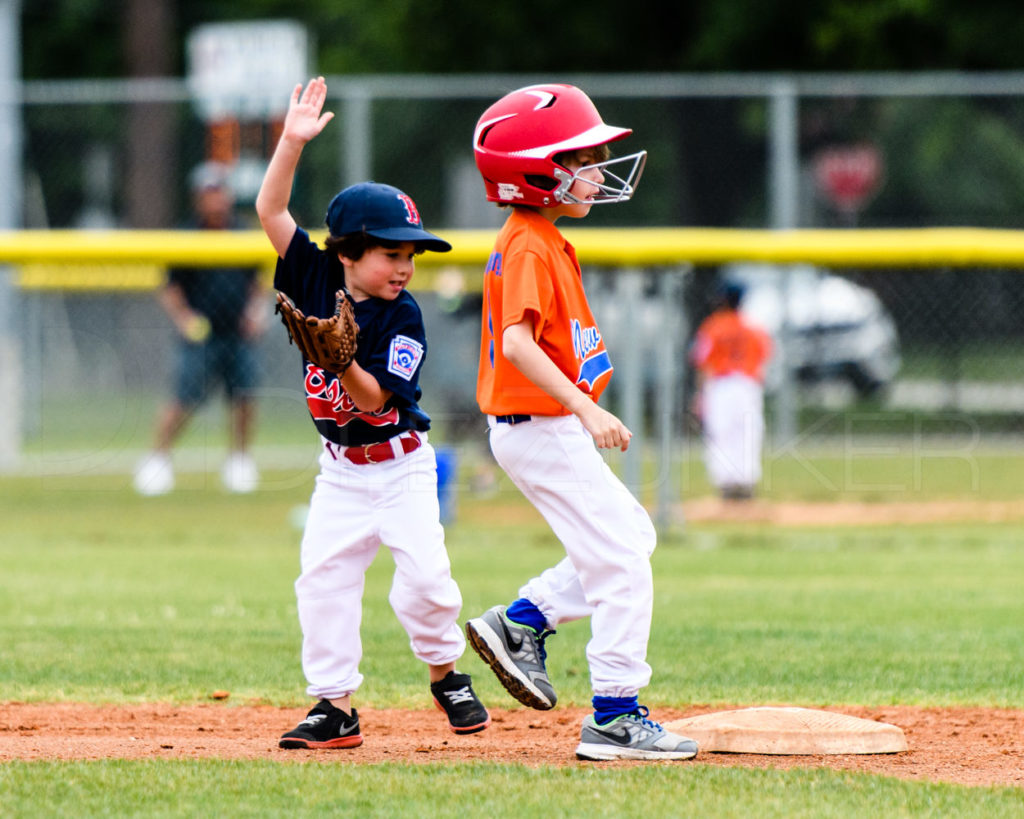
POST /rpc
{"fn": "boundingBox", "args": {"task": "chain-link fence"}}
[15,262,1024,445]
[15,277,484,469]
[20,74,1024,231]
[6,74,1024,511]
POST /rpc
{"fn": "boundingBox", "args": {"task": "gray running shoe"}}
[465,605,557,710]
[575,707,698,761]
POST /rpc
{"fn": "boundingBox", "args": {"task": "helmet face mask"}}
[552,150,647,205]
[473,83,646,207]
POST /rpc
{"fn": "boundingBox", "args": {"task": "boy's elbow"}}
[503,336,536,372]
[501,320,535,364]
[255,194,273,224]
[501,331,525,363]
[500,343,518,370]
[257,212,277,238]
[503,345,524,370]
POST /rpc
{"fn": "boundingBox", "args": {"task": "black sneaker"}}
[430,671,491,734]
[279,700,363,749]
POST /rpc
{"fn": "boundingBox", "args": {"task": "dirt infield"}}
[2,702,1021,789]
[682,498,1024,526]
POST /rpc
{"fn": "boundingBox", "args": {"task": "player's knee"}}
[389,577,459,616]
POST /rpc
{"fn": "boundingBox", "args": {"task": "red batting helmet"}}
[472,84,646,207]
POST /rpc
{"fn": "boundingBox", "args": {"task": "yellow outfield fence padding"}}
[16,263,166,292]
[573,227,1024,268]
[3,227,1024,291]
[13,263,280,292]
[0,230,277,266]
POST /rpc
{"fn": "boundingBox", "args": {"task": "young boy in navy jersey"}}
[256,76,489,749]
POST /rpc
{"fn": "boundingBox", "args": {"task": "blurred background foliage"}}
[20,0,1024,231]
[21,0,1024,80]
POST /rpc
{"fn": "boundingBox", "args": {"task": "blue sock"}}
[593,695,639,725]
[505,598,547,634]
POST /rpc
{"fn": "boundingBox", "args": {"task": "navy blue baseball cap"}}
[325,182,452,252]
[715,280,746,308]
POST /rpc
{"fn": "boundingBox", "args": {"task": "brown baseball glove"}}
[275,289,359,375]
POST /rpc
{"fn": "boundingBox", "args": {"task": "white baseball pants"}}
[295,435,465,701]
[487,414,657,699]
[702,373,765,490]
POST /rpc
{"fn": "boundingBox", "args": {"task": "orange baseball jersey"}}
[691,309,772,382]
[477,208,612,416]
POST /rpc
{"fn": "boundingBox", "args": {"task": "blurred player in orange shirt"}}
[691,281,773,500]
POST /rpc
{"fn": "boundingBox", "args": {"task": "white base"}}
[663,707,908,755]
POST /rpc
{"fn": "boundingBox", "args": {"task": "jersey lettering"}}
[486,252,502,277]
[571,320,610,389]
[571,319,602,360]
[304,363,400,428]
[483,253,503,369]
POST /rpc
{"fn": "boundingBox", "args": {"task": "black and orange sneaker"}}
[279,700,363,749]
[430,671,491,735]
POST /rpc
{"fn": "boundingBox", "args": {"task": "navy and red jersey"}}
[273,227,431,447]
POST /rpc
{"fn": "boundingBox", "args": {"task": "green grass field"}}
[2,458,1024,816]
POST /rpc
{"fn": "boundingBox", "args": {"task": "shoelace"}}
[630,705,663,730]
[534,628,556,663]
[443,686,476,705]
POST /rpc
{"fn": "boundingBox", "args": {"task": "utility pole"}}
[769,79,800,447]
[0,0,23,469]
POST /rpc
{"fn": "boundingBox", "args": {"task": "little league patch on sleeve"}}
[388,335,425,380]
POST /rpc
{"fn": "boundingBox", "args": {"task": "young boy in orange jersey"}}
[691,281,773,500]
[464,84,698,761]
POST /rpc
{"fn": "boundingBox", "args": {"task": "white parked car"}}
[724,264,901,397]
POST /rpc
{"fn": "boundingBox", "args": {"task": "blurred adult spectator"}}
[133,162,267,495]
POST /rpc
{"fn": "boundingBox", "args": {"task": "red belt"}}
[342,431,422,465]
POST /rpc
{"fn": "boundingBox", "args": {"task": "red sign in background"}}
[813,144,884,216]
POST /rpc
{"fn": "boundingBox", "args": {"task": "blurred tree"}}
[683,0,1024,71]
[20,0,1024,78]
[19,0,1024,233]
[312,0,695,73]
[123,0,176,227]
[22,0,122,78]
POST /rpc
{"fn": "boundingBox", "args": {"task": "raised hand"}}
[256,76,337,256]
[281,76,335,145]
